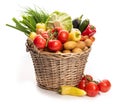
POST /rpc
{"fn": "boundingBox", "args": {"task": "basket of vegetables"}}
[6,8,96,91]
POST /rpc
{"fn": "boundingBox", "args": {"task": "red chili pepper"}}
[81,24,96,37]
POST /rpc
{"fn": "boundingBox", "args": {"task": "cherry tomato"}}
[57,30,69,43]
[85,82,99,97]
[33,35,46,49]
[78,79,86,90]
[98,79,111,93]
[82,74,93,83]
[48,40,62,52]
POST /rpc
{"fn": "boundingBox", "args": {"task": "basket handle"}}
[25,39,34,52]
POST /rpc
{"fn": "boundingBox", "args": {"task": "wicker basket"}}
[26,39,91,91]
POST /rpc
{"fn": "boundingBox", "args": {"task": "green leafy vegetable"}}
[46,11,73,32]
[6,7,49,36]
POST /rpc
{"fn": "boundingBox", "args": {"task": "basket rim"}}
[33,48,91,55]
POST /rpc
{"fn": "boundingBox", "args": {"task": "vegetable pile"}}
[6,8,96,53]
[77,74,111,97]
[6,8,111,97]
[59,74,111,97]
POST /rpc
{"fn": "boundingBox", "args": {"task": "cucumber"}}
[79,19,90,32]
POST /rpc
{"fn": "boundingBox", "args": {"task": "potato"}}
[80,35,89,41]
[84,39,93,47]
[72,48,82,53]
[63,50,71,53]
[83,46,89,51]
[89,36,95,42]
[76,41,86,50]
[64,41,77,50]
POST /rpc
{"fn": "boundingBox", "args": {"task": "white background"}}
[0,0,120,104]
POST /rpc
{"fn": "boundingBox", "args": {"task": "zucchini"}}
[79,19,89,32]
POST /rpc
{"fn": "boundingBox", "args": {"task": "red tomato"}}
[52,27,62,33]
[36,29,49,39]
[57,30,69,43]
[85,82,99,97]
[36,28,44,34]
[40,31,49,39]
[33,35,46,49]
[82,74,93,83]
[51,27,62,38]
[98,79,111,93]
[78,74,93,90]
[78,79,86,90]
[48,40,62,51]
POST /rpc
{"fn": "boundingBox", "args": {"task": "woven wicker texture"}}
[26,39,91,91]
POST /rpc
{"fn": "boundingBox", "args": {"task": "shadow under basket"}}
[26,39,91,91]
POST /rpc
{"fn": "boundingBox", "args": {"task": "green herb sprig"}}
[6,7,49,36]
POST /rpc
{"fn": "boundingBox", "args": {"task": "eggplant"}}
[72,15,83,28]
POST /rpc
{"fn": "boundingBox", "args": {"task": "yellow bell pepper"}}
[36,23,46,31]
[59,86,86,96]
[29,32,37,41]
[68,28,81,41]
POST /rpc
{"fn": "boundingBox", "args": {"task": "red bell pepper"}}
[81,24,96,37]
